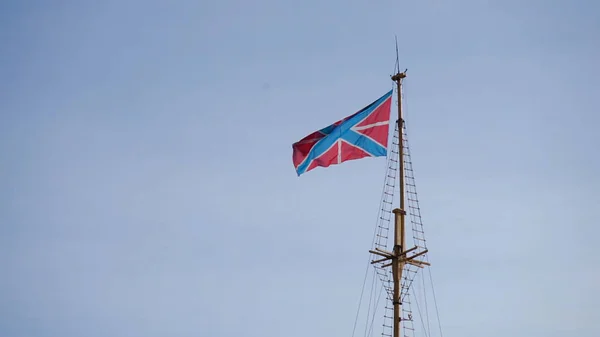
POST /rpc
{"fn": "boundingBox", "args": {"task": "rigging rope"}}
[364,271,377,337]
[427,266,444,337]
[411,280,430,337]
[421,266,431,335]
[402,83,444,337]
[351,113,399,337]
[367,279,386,337]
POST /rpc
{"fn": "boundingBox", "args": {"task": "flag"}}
[292,90,393,176]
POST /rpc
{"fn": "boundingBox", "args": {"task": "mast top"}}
[391,70,407,81]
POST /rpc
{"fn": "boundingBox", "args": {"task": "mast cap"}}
[391,69,407,81]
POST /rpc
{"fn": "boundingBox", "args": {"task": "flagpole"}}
[391,70,407,337]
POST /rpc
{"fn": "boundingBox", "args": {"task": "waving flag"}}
[292,90,393,176]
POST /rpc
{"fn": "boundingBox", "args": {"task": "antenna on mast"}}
[395,35,400,73]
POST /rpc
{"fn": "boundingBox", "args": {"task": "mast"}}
[391,70,407,337]
[370,71,430,337]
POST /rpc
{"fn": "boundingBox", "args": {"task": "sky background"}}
[1,0,599,336]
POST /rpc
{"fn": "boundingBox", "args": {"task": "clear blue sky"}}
[1,0,598,336]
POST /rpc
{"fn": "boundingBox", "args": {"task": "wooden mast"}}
[370,71,430,337]
[391,70,407,337]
